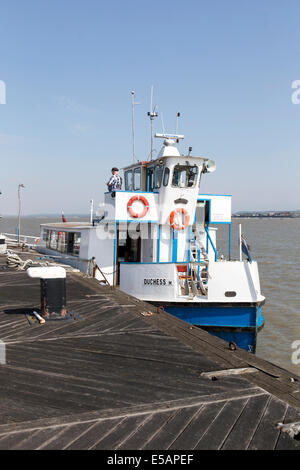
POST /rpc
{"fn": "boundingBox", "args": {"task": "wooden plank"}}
[195,398,248,449]
[200,368,258,379]
[90,415,148,450]
[248,397,287,450]
[221,393,270,450]
[0,430,37,450]
[10,427,59,450]
[169,402,225,449]
[36,422,95,450]
[276,405,300,450]
[63,419,124,450]
[118,411,175,450]
[142,406,201,450]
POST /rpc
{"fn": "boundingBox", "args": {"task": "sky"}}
[0,0,300,215]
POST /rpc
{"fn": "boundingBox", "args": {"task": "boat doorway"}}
[195,199,210,225]
[116,224,141,285]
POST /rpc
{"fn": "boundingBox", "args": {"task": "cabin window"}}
[72,233,81,256]
[133,167,141,190]
[125,170,133,191]
[46,231,80,256]
[163,167,170,186]
[154,165,164,189]
[42,229,49,242]
[147,167,154,191]
[172,164,199,188]
[57,232,68,253]
[48,230,58,250]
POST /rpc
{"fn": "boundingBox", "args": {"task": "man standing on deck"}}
[106,167,122,192]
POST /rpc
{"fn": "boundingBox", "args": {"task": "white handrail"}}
[2,233,40,246]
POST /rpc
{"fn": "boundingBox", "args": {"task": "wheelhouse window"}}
[154,164,164,189]
[147,167,154,191]
[133,167,141,190]
[163,167,170,186]
[172,164,199,188]
[125,170,133,191]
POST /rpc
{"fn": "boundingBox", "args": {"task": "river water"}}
[1,216,300,375]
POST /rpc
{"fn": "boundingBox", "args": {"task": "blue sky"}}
[0,0,300,214]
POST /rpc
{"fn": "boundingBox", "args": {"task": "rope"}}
[6,250,51,270]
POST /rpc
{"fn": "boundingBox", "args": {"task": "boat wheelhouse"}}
[37,134,265,353]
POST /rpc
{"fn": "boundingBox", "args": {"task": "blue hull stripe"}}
[164,305,263,329]
[162,304,264,353]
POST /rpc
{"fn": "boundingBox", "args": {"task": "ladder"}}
[189,229,210,296]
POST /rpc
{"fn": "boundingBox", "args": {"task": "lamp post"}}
[17,184,25,245]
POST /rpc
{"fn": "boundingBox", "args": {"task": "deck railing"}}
[2,233,40,248]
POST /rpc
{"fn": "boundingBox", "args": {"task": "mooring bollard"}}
[27,267,67,319]
[0,235,7,254]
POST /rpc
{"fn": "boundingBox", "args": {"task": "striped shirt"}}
[108,174,122,192]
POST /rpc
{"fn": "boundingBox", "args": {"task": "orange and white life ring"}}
[170,208,190,230]
[127,195,150,219]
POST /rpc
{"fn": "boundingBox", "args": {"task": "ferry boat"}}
[35,132,265,353]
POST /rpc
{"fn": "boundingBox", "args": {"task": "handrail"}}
[2,233,39,242]
[205,227,218,261]
[119,261,207,266]
[190,231,201,263]
[2,232,40,248]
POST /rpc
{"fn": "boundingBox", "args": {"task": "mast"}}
[131,90,140,162]
[147,86,158,160]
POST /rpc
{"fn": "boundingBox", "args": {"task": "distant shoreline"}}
[233,212,300,219]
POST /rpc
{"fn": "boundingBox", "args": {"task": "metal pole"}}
[148,86,158,160]
[131,90,135,162]
[90,199,94,224]
[18,186,20,244]
[239,224,242,261]
[228,223,231,261]
[17,184,25,245]
[151,117,154,160]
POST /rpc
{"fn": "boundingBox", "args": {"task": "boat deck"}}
[0,251,300,450]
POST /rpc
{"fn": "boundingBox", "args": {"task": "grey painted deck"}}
[0,253,300,450]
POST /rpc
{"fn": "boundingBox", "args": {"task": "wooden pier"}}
[0,252,299,450]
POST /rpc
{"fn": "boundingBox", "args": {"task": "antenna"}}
[160,112,166,134]
[131,90,140,162]
[175,112,180,135]
[147,86,158,160]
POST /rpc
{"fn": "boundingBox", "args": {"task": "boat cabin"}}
[38,136,233,293]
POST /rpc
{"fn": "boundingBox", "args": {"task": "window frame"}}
[133,167,142,191]
[125,169,133,191]
[163,167,170,186]
[153,164,164,189]
[171,164,199,189]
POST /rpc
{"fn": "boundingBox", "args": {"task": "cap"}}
[111,167,119,171]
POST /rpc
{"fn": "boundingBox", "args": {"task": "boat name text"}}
[144,278,173,286]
